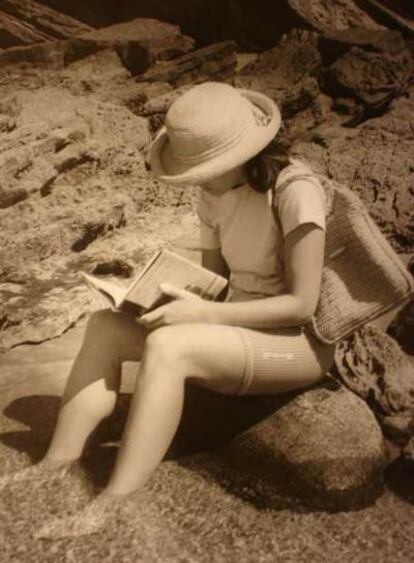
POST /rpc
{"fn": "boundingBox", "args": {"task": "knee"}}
[143,327,190,371]
[81,309,126,359]
[85,309,125,343]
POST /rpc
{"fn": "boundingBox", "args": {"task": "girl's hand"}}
[137,283,214,330]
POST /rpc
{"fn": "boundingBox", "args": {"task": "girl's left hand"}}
[137,283,214,330]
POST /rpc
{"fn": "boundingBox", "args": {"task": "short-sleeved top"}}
[197,159,326,302]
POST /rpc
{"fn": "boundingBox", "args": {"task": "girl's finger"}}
[159,283,187,299]
[137,308,163,325]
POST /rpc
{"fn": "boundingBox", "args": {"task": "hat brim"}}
[149,89,281,186]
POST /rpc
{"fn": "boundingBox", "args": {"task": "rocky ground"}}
[0,0,413,560]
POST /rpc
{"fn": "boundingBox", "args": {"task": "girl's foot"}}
[0,458,78,493]
[34,493,125,539]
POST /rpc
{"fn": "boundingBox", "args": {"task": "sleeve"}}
[276,178,327,237]
[196,190,221,250]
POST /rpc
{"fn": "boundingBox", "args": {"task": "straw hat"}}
[149,82,281,185]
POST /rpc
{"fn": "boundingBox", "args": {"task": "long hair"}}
[246,138,291,193]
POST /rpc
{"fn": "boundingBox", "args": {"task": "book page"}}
[80,272,127,309]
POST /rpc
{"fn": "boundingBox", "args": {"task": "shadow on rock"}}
[0,395,61,462]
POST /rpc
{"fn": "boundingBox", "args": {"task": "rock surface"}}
[137,40,237,87]
[335,325,414,445]
[324,31,413,115]
[0,17,195,74]
[359,0,414,36]
[0,0,93,47]
[218,379,388,510]
[0,85,199,351]
[77,17,195,67]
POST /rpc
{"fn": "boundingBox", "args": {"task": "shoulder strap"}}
[270,171,334,227]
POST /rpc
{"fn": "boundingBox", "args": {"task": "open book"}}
[81,248,228,314]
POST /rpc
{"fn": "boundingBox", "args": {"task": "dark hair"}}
[245,139,291,193]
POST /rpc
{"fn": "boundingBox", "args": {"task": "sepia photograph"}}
[0,0,413,560]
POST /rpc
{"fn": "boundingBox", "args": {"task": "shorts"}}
[233,325,335,395]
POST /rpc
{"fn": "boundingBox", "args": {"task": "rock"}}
[358,0,414,37]
[402,436,414,463]
[293,84,414,254]
[0,87,151,350]
[227,0,383,49]
[0,41,67,68]
[0,0,93,44]
[100,81,173,117]
[219,379,387,510]
[77,18,195,65]
[137,85,193,132]
[236,30,332,140]
[324,37,413,116]
[60,48,131,92]
[137,41,237,87]
[335,325,414,445]
[287,0,384,32]
[0,18,195,76]
[0,12,52,47]
[318,28,408,64]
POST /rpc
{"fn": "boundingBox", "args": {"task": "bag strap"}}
[270,171,333,229]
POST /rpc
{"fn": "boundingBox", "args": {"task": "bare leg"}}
[104,324,247,495]
[45,309,147,463]
[0,309,146,492]
[36,323,330,538]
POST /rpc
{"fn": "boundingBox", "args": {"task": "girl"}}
[3,82,336,536]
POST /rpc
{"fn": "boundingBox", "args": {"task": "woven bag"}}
[272,173,414,345]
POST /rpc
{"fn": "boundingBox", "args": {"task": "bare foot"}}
[0,458,78,493]
[34,493,124,539]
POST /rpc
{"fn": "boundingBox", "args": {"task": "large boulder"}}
[218,380,388,510]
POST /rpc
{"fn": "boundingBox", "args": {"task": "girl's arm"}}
[207,223,325,328]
